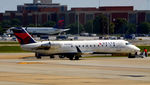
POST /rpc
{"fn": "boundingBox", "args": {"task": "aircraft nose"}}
[133,46,140,52]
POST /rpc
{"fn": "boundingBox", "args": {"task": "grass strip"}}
[137,46,150,51]
[0,46,29,53]
[0,42,19,44]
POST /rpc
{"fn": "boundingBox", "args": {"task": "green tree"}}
[66,23,84,34]
[11,19,21,27]
[126,23,136,34]
[28,24,36,27]
[109,22,115,34]
[137,22,150,34]
[1,20,11,28]
[93,14,108,34]
[84,20,93,33]
[114,18,127,34]
[42,21,56,27]
[0,26,4,35]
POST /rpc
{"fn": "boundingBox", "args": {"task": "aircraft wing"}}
[62,29,70,32]
[76,46,93,55]
[55,28,70,33]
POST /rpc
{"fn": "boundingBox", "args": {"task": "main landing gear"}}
[69,55,80,60]
[35,52,41,59]
[50,55,55,59]
[128,52,145,58]
[35,53,81,60]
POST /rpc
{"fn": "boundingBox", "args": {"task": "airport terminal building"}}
[0,0,150,26]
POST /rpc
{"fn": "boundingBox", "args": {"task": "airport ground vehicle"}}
[11,27,140,60]
[56,35,68,40]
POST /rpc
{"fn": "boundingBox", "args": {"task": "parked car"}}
[90,34,97,37]
[124,34,135,39]
[40,35,49,40]
[80,33,89,36]
[56,35,68,40]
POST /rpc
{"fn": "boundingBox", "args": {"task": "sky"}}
[0,0,149,12]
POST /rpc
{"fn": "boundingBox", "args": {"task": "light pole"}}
[35,12,38,27]
[107,13,110,35]
[99,0,100,7]
[77,12,79,35]
[92,15,94,33]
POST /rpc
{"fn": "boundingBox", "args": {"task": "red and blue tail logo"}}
[54,20,65,29]
[11,27,36,45]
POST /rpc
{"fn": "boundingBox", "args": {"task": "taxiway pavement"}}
[0,53,150,85]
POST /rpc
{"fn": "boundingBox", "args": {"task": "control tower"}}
[33,0,52,4]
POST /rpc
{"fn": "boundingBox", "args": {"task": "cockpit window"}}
[125,43,132,45]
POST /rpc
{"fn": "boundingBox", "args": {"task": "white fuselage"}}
[24,27,69,35]
[21,40,140,55]
[7,27,69,35]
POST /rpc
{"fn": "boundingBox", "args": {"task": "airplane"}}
[24,27,69,35]
[7,20,69,35]
[11,27,140,60]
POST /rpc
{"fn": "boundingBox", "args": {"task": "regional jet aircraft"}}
[11,27,140,60]
[7,20,69,35]
[24,27,69,35]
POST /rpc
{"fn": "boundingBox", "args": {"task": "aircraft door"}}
[115,42,122,52]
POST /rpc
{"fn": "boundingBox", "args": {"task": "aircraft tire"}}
[35,53,42,59]
[128,53,135,58]
[75,56,79,60]
[59,55,65,58]
[50,55,55,59]
[36,56,41,59]
[69,56,74,60]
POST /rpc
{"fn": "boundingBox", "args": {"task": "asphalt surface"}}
[0,53,150,85]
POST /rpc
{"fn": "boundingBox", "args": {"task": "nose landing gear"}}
[128,52,146,58]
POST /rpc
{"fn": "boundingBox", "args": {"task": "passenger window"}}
[86,45,88,47]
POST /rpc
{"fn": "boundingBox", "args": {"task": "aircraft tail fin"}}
[11,27,36,45]
[54,19,65,29]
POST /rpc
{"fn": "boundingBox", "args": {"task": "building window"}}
[129,13,136,24]
[146,13,150,22]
